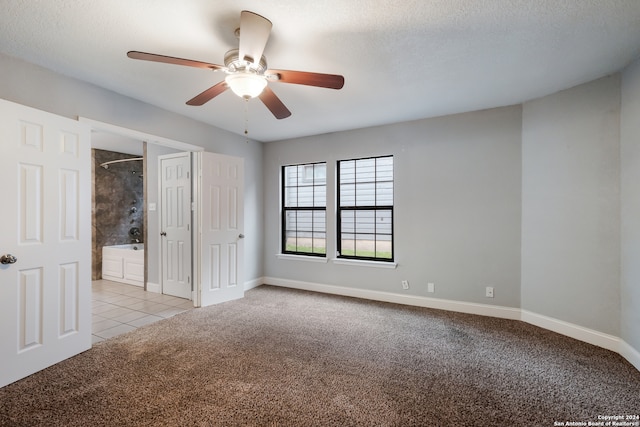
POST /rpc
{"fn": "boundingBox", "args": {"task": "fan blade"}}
[186,81,229,106]
[127,51,224,71]
[267,69,344,89]
[259,86,291,119]
[238,11,272,65]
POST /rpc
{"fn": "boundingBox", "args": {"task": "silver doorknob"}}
[0,254,17,264]
[238,234,245,239]
[160,231,167,236]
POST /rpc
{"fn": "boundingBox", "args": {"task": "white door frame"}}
[80,119,203,153]
[80,119,202,301]
[191,153,202,307]
[81,120,246,308]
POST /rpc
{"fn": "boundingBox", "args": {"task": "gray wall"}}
[521,75,621,336]
[621,58,640,351]
[264,71,639,359]
[264,106,523,307]
[2,50,638,358]
[0,52,264,286]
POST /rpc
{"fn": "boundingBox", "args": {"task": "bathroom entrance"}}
[88,121,202,300]
[92,147,145,286]
[86,119,246,308]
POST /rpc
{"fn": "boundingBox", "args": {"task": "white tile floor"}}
[92,279,194,344]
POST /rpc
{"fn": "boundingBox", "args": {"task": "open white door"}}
[198,152,245,307]
[0,99,91,388]
[159,153,192,299]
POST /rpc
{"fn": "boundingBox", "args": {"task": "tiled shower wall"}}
[92,149,144,280]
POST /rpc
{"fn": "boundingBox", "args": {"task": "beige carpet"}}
[1,285,638,426]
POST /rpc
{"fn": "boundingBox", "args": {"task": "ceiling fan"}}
[127,10,345,120]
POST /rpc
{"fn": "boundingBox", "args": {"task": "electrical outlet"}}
[427,282,435,293]
[485,286,494,298]
[402,280,409,290]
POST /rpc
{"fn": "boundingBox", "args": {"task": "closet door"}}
[159,152,192,299]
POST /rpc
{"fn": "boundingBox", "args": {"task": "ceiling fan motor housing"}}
[224,48,268,74]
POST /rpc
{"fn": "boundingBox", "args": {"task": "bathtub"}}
[102,244,144,287]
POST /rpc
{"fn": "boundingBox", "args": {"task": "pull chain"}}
[244,98,249,142]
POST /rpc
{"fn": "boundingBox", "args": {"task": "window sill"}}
[276,254,328,263]
[332,258,398,269]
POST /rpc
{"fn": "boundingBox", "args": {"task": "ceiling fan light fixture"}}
[225,73,267,99]
[127,11,344,119]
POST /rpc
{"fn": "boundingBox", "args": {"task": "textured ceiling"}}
[1,0,640,142]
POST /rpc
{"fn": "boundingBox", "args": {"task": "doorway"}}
[86,119,202,301]
[91,138,145,284]
[85,119,247,308]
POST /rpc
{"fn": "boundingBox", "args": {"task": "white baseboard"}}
[147,280,259,296]
[102,275,144,288]
[619,340,640,372]
[260,276,640,372]
[147,280,260,297]
[146,282,161,294]
[244,277,263,291]
[520,310,620,353]
[262,277,521,320]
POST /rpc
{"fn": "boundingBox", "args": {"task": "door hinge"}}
[191,202,195,211]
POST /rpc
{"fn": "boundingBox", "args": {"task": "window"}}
[282,162,327,256]
[337,156,393,261]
